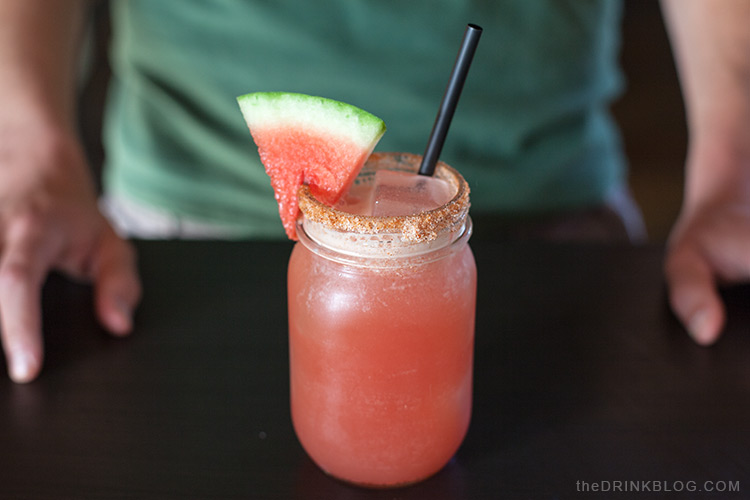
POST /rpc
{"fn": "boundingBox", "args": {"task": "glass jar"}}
[287,152,476,488]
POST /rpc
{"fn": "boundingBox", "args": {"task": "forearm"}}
[0,0,89,133]
[660,0,750,209]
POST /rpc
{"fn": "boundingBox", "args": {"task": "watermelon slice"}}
[237,92,386,239]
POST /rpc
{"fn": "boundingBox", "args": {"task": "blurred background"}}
[612,1,687,242]
[79,1,687,243]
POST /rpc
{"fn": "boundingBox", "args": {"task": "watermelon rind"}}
[237,92,386,150]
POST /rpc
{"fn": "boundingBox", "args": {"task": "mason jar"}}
[287,152,476,488]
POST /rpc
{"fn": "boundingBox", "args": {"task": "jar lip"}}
[296,214,473,266]
[297,152,470,243]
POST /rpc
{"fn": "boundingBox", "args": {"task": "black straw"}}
[418,23,482,176]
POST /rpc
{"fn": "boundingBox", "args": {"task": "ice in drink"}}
[372,170,454,216]
[335,169,453,216]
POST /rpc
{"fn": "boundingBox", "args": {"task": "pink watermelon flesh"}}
[238,92,386,240]
[252,127,370,239]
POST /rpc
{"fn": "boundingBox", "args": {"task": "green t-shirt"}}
[104,0,625,239]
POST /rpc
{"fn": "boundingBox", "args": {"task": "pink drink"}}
[288,153,476,487]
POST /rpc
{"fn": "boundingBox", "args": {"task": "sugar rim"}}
[297,152,470,243]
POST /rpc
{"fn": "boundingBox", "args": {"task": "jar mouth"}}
[296,213,473,266]
[297,152,471,243]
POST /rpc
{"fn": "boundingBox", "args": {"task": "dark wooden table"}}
[0,240,748,499]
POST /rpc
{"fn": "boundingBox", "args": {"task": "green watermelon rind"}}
[236,92,386,148]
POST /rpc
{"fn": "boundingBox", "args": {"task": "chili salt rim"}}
[297,152,470,243]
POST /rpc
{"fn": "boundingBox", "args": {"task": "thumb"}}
[665,246,726,345]
[92,228,141,336]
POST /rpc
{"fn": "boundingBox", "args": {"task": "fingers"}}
[0,216,62,383]
[665,245,726,345]
[0,217,140,383]
[92,227,141,337]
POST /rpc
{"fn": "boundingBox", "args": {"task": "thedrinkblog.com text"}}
[576,480,740,494]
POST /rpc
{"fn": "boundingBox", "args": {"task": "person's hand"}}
[0,126,141,383]
[665,155,750,345]
[659,0,750,345]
